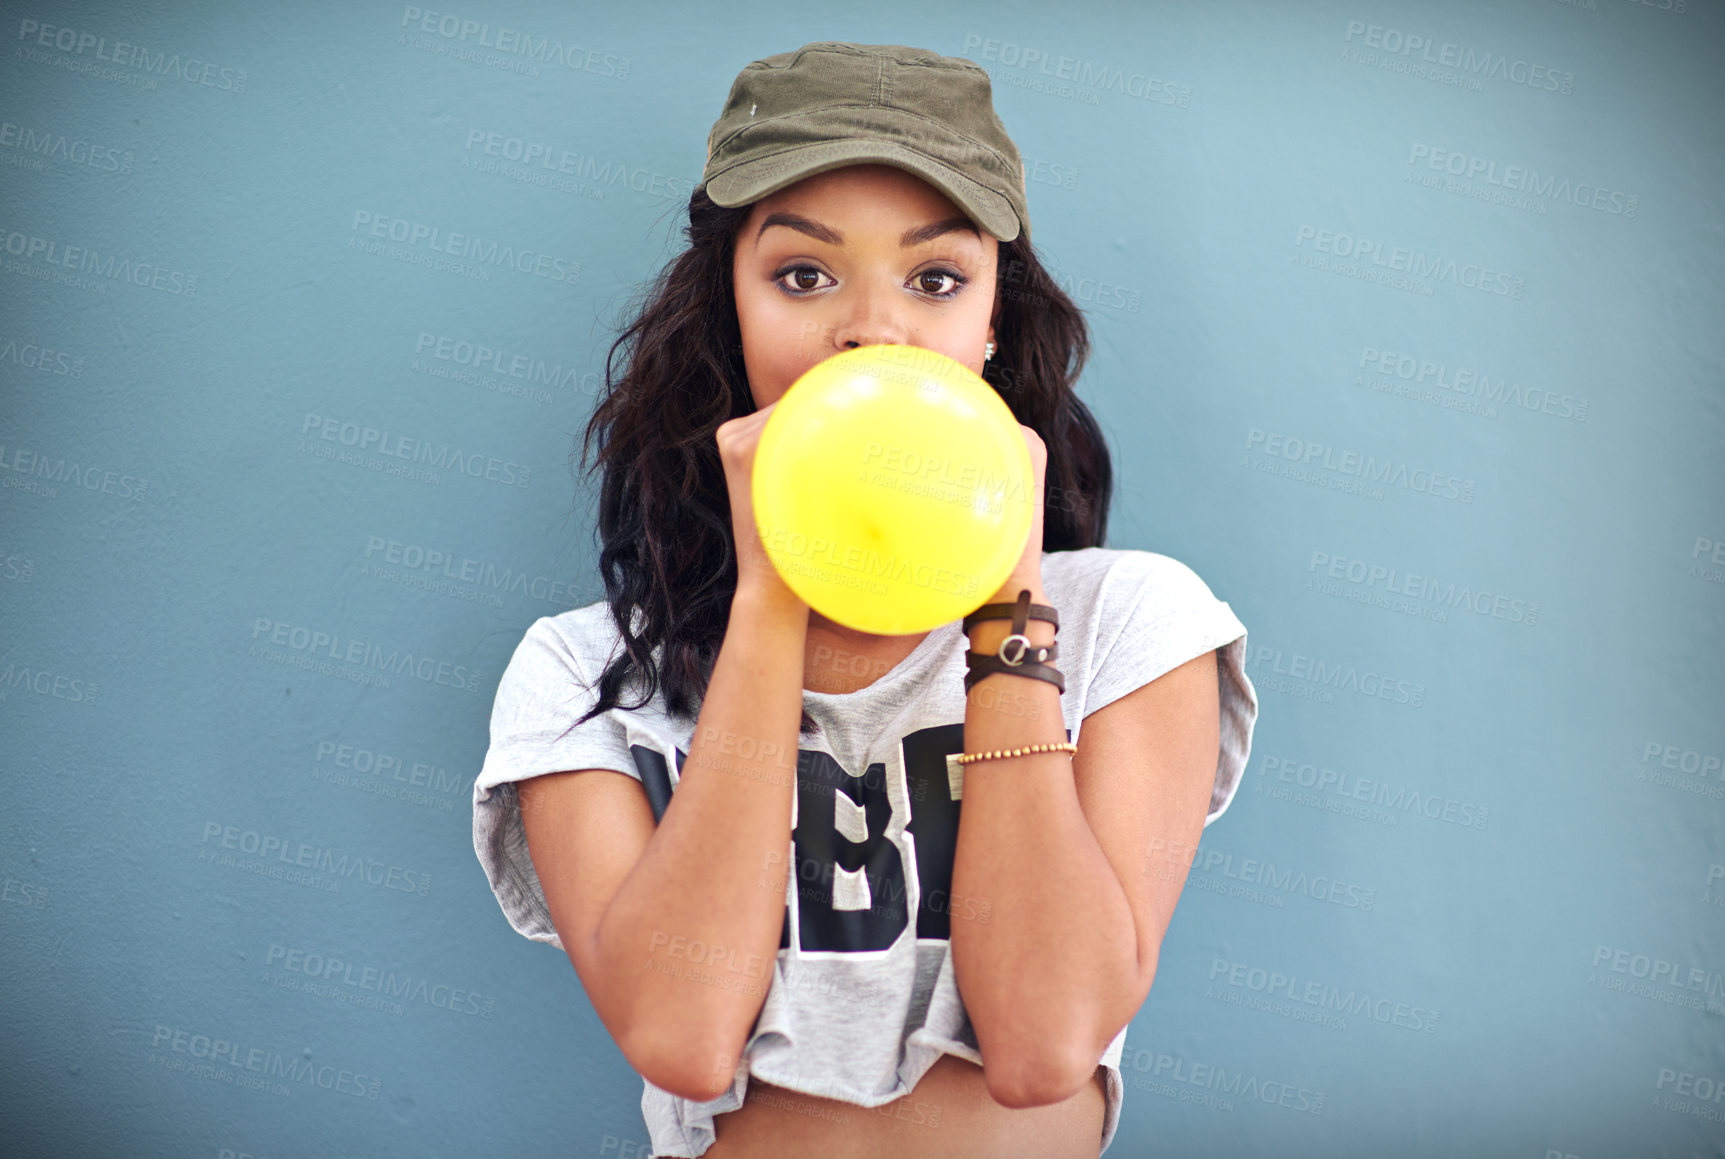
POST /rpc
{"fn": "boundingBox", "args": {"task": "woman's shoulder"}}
[534,597,617,638]
[1042,546,1223,608]
[513,599,632,676]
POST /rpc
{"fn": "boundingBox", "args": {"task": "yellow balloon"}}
[752,344,1033,635]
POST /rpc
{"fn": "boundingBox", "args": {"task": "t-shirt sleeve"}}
[471,615,641,952]
[1081,552,1259,828]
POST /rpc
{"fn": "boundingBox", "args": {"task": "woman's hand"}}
[992,422,1048,601]
[716,402,806,607]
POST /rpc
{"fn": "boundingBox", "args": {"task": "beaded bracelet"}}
[953,741,1078,766]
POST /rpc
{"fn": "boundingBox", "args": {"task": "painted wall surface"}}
[2,2,1720,1156]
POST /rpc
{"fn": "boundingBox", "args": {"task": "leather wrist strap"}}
[965,652,1065,694]
[962,588,1065,695]
[963,594,1060,636]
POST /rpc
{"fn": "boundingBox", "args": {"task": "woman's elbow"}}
[567,940,747,1103]
[623,1025,742,1104]
[983,1041,1097,1109]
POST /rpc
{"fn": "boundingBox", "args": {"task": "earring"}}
[984,341,996,361]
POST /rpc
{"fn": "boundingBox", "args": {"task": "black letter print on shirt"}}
[788,749,908,952]
[783,727,974,951]
[901,723,966,941]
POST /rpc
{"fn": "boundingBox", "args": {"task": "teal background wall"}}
[3,1,1721,1156]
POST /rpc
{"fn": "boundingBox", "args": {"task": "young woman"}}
[473,42,1259,1159]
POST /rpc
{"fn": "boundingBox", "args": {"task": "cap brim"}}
[704,139,1021,242]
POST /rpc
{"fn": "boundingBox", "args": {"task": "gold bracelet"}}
[953,741,1078,766]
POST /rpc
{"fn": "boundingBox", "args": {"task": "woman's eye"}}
[914,269,966,297]
[775,266,832,294]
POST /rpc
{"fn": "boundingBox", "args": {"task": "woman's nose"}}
[832,286,911,350]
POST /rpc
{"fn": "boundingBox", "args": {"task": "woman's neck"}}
[806,609,925,647]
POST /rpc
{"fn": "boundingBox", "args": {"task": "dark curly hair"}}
[564,185,1113,738]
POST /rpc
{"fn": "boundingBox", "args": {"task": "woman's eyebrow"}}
[755,212,979,248]
[900,217,978,247]
[757,212,843,245]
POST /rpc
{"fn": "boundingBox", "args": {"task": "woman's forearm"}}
[590,581,808,1099]
[950,578,1141,1108]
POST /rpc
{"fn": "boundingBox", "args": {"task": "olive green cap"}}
[700,41,1029,242]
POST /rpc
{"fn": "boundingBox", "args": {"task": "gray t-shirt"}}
[472,546,1258,1157]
